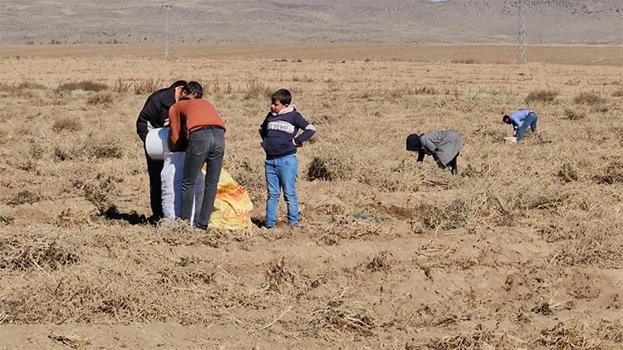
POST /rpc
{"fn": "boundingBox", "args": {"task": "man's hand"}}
[174,86,184,102]
[293,139,302,147]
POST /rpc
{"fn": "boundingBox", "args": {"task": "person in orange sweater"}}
[168,81,226,229]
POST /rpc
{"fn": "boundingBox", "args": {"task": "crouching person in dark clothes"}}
[168,82,226,229]
[406,130,464,175]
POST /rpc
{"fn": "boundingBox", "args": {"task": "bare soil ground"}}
[1,44,622,349]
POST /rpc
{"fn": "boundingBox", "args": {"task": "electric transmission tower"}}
[162,4,173,60]
[518,0,527,64]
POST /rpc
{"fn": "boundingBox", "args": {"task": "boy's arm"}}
[259,117,268,139]
[168,103,182,151]
[292,113,316,145]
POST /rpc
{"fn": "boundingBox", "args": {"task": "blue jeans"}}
[516,112,538,141]
[181,127,225,228]
[264,154,299,228]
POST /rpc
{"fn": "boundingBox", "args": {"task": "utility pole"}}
[518,0,527,64]
[162,4,173,60]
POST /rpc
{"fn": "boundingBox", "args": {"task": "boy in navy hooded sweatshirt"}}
[259,89,316,228]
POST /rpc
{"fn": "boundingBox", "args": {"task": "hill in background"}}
[0,0,621,44]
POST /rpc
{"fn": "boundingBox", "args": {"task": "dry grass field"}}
[1,44,622,349]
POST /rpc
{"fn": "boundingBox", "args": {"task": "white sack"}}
[146,128,171,161]
[161,152,205,224]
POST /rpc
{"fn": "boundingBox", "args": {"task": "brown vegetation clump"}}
[307,155,354,181]
[358,161,424,192]
[365,251,394,272]
[16,82,47,90]
[48,334,91,349]
[133,78,162,95]
[7,190,41,206]
[0,215,15,225]
[410,85,439,95]
[53,146,73,161]
[264,257,303,293]
[564,107,586,120]
[30,143,45,160]
[591,104,609,113]
[2,271,162,324]
[87,138,124,159]
[242,78,272,100]
[0,81,47,91]
[552,235,623,268]
[87,92,113,106]
[386,85,439,99]
[52,208,93,228]
[159,223,234,248]
[514,184,571,211]
[558,163,579,182]
[525,89,558,103]
[52,118,82,132]
[312,294,375,336]
[597,319,623,343]
[612,89,623,97]
[419,324,496,350]
[594,161,623,184]
[111,78,132,93]
[204,79,233,97]
[56,80,108,92]
[80,176,118,215]
[422,200,469,230]
[534,322,600,350]
[451,58,478,64]
[574,92,606,105]
[225,157,263,199]
[307,157,333,181]
[0,236,79,271]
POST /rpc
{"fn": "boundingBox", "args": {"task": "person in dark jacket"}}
[136,80,187,221]
[406,130,463,175]
[259,89,316,228]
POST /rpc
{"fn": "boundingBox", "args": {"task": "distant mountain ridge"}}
[0,0,621,44]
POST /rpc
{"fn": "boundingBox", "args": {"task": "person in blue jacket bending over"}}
[502,109,538,141]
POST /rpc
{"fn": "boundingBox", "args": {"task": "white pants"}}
[161,152,205,224]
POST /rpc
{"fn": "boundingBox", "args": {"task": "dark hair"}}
[271,88,292,105]
[502,115,511,124]
[170,80,187,88]
[406,133,422,151]
[183,81,203,98]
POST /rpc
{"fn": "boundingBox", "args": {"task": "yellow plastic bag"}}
[205,168,254,230]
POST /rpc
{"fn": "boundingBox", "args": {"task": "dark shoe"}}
[193,222,208,230]
[147,215,162,225]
